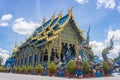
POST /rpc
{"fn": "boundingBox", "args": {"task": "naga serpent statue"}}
[79,26,93,62]
[102,36,114,62]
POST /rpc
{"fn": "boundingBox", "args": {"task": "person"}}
[55,49,59,59]
[50,49,54,61]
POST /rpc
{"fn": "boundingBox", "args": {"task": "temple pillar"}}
[76,35,78,57]
[27,56,29,66]
[32,54,34,67]
[48,44,51,64]
[58,33,61,62]
[37,49,40,64]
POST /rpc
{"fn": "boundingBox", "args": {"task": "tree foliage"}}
[0,55,3,66]
[48,62,57,74]
[36,64,43,73]
[102,62,109,73]
[27,65,32,73]
[67,60,76,74]
[82,61,90,74]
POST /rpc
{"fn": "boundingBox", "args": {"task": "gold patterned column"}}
[76,34,78,57]
[47,44,51,64]
[58,32,61,62]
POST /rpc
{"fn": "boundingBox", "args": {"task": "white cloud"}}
[1,14,12,21]
[75,0,88,4]
[0,14,12,27]
[0,22,8,27]
[0,48,9,65]
[13,18,39,35]
[91,29,120,60]
[90,41,105,59]
[117,5,120,13]
[97,0,116,9]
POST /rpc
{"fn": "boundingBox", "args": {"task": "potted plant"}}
[48,62,57,76]
[35,64,43,75]
[27,65,32,74]
[21,65,26,74]
[82,61,91,78]
[67,60,76,78]
[102,62,110,76]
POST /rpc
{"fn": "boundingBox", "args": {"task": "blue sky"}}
[0,0,120,63]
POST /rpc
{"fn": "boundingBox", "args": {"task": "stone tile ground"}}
[0,72,120,80]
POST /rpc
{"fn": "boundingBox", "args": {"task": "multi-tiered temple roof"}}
[13,9,85,52]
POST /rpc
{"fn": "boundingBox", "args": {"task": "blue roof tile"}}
[59,15,68,26]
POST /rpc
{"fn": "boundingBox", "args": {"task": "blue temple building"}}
[13,9,87,67]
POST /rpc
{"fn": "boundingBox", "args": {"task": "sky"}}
[0,0,120,64]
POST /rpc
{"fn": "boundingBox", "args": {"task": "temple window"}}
[25,57,27,65]
[48,32,53,37]
[43,49,48,61]
[34,54,37,66]
[55,49,59,59]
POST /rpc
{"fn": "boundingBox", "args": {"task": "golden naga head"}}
[88,44,93,49]
[13,46,19,52]
[13,40,19,52]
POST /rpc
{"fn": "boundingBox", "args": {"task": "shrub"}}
[27,65,32,73]
[6,67,10,72]
[102,62,109,74]
[36,64,43,73]
[13,66,18,72]
[48,62,57,74]
[67,60,76,74]
[82,61,90,74]
[16,66,21,73]
[0,67,7,72]
[21,65,26,73]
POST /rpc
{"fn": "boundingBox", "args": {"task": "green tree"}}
[36,64,43,73]
[0,55,3,66]
[67,60,76,74]
[21,65,26,73]
[82,61,90,74]
[48,62,57,74]
[27,65,32,73]
[102,62,109,74]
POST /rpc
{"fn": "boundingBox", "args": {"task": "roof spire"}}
[86,26,90,45]
[13,39,18,52]
[52,12,55,20]
[58,10,63,18]
[42,16,46,25]
[68,6,74,15]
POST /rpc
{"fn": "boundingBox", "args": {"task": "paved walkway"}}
[0,72,120,80]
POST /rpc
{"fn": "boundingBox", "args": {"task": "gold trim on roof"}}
[31,8,85,43]
[13,41,19,52]
[46,35,58,42]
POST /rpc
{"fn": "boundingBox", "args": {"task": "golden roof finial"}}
[68,6,74,15]
[13,40,19,52]
[42,16,46,25]
[88,44,93,49]
[58,10,63,18]
[52,12,56,20]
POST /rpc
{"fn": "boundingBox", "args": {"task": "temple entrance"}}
[34,54,37,67]
[25,57,27,65]
[29,56,32,65]
[43,49,48,61]
[60,42,76,62]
